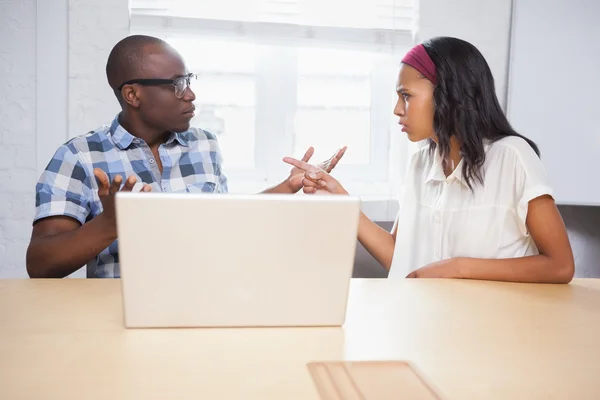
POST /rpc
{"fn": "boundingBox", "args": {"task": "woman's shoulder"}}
[486,135,539,161]
[485,135,547,181]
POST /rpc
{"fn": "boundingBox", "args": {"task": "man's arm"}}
[26,215,116,278]
[261,181,295,194]
[27,165,150,278]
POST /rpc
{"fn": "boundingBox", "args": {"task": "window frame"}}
[130,13,414,198]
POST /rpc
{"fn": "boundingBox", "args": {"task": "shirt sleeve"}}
[391,184,405,236]
[511,139,554,236]
[203,129,228,194]
[216,149,228,194]
[34,145,93,225]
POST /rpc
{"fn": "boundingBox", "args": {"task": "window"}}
[130,0,415,197]
[171,39,259,171]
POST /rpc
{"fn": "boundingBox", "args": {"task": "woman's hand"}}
[282,157,349,195]
[285,146,347,193]
[406,258,462,278]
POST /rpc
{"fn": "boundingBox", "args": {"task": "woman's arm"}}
[357,212,398,271]
[408,195,575,283]
[281,157,398,270]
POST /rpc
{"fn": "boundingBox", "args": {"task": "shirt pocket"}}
[185,177,220,193]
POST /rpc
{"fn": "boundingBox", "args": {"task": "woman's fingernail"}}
[309,172,317,179]
[320,181,327,187]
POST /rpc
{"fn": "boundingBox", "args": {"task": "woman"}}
[284,37,574,283]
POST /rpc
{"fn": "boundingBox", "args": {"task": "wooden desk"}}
[1,279,599,399]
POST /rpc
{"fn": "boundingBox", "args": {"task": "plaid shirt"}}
[34,115,228,278]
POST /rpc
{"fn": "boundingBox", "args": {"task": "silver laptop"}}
[115,192,361,328]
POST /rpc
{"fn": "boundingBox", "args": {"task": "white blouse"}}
[388,136,553,279]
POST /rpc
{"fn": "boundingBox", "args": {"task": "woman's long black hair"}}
[422,36,539,190]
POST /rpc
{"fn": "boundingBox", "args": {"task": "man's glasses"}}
[116,73,197,99]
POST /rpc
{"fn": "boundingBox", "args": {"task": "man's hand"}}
[93,168,152,236]
[285,146,347,193]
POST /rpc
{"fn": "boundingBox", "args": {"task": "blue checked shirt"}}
[34,115,228,278]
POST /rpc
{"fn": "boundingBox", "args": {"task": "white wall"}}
[69,0,128,139]
[416,0,513,108]
[0,0,128,278]
[0,0,38,278]
[506,0,600,206]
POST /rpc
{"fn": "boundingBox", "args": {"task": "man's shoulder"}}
[62,125,112,154]
[44,125,112,166]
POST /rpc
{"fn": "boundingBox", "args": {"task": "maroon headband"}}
[401,44,437,85]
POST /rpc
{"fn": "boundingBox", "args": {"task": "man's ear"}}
[121,85,141,108]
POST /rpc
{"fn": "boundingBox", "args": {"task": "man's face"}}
[134,44,197,133]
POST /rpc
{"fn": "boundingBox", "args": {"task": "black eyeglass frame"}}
[116,73,197,98]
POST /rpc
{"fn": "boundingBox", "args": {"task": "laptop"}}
[115,192,361,328]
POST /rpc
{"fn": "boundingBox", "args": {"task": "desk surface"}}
[1,278,600,399]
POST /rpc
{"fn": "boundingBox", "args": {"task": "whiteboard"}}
[506,0,600,205]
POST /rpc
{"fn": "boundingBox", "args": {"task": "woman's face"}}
[393,63,436,142]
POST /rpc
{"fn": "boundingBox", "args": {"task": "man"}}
[26,35,345,278]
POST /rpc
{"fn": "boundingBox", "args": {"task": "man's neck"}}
[118,112,170,149]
